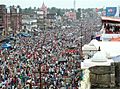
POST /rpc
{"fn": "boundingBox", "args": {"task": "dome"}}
[82,44,97,51]
[89,39,98,46]
[92,51,108,62]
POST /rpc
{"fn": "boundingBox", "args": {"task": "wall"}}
[79,69,91,89]
[89,64,115,88]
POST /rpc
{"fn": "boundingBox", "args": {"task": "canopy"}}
[2,43,11,48]
[101,16,120,23]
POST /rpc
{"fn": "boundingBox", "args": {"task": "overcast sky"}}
[0,0,120,9]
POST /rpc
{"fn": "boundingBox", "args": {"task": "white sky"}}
[0,0,120,9]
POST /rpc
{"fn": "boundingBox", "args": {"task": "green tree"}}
[76,8,81,19]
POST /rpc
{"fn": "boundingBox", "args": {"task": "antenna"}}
[74,0,76,12]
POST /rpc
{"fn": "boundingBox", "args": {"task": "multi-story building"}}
[65,11,76,20]
[0,5,7,38]
[37,2,47,30]
[22,14,37,32]
[8,5,22,35]
[37,2,57,30]
[46,13,56,29]
[0,4,22,41]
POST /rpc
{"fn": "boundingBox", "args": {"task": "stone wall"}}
[89,63,115,88]
[114,62,120,87]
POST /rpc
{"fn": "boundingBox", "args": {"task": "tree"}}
[22,7,34,14]
[76,8,81,19]
[57,9,64,16]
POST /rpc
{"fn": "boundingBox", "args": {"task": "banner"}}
[106,7,119,17]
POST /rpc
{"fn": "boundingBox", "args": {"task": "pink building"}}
[40,2,47,15]
[65,12,76,20]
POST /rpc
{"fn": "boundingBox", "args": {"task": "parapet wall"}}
[114,62,120,87]
[89,63,115,88]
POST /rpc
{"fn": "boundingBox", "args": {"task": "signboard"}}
[106,7,117,17]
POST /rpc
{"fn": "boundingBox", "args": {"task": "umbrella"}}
[2,43,11,48]
[17,32,31,37]
[21,32,31,37]
[22,33,31,37]
[58,58,67,62]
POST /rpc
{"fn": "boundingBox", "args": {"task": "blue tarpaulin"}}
[2,43,11,49]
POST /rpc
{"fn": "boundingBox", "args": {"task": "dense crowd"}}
[0,15,101,89]
[0,29,81,89]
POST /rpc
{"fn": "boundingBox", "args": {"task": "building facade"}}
[8,5,22,35]
[37,3,58,30]
[46,13,56,29]
[37,2,47,30]
[65,11,76,20]
[0,4,22,41]
[0,5,7,38]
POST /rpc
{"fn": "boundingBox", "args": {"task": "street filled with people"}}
[0,16,101,89]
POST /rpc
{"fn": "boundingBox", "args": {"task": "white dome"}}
[89,39,98,46]
[82,44,97,51]
[92,51,108,62]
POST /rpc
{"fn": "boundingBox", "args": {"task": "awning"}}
[101,16,120,23]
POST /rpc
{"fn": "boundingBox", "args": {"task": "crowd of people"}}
[0,29,81,89]
[0,15,101,89]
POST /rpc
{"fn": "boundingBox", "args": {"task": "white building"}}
[79,16,120,89]
[22,18,37,32]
